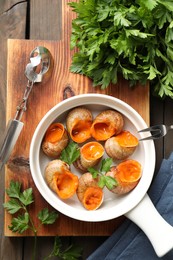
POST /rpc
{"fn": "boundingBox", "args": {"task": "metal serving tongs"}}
[0,46,51,170]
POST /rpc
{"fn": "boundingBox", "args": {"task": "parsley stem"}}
[23,205,37,233]
[28,217,37,260]
[32,233,37,260]
[23,206,38,260]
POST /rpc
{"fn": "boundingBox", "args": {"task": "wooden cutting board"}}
[4,1,149,236]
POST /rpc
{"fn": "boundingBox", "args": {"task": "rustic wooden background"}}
[1,0,173,259]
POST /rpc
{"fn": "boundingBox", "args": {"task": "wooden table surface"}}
[1,1,173,259]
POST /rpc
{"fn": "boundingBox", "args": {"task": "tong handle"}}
[0,119,23,170]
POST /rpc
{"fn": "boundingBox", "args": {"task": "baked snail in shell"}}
[90,110,124,141]
[44,159,79,199]
[42,123,69,158]
[74,141,104,172]
[76,172,104,210]
[106,159,142,195]
[105,130,139,160]
[66,107,93,143]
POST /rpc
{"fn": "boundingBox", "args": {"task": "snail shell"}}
[45,159,69,192]
[106,160,142,195]
[74,141,104,172]
[105,130,139,160]
[44,159,78,199]
[66,107,93,143]
[42,123,69,158]
[76,172,104,210]
[91,110,124,141]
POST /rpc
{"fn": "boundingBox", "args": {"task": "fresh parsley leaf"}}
[100,158,112,173]
[3,198,22,214]
[98,175,107,189]
[5,181,21,199]
[19,188,34,206]
[60,141,80,165]
[62,244,83,260]
[88,167,99,178]
[142,0,158,10]
[88,158,117,189]
[38,208,58,225]
[104,176,118,190]
[114,11,131,27]
[9,212,30,233]
[98,174,117,190]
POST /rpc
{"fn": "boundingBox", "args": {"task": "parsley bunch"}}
[69,0,173,98]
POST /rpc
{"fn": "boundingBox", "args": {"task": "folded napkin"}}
[87,152,173,260]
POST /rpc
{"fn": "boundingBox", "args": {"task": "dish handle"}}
[125,193,173,257]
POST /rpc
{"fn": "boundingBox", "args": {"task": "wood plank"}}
[4,0,149,237]
[150,95,164,174]
[0,1,27,259]
[0,0,23,12]
[164,97,173,159]
[30,0,62,40]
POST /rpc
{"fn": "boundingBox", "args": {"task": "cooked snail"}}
[105,130,139,160]
[106,159,142,195]
[91,110,124,141]
[42,123,69,158]
[76,172,104,210]
[66,107,93,143]
[74,141,104,172]
[44,159,79,199]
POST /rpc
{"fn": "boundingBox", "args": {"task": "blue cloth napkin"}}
[87,152,173,260]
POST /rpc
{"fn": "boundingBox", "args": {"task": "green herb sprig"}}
[3,181,83,260]
[3,181,58,260]
[60,141,80,165]
[69,0,173,99]
[88,158,118,189]
[45,236,83,260]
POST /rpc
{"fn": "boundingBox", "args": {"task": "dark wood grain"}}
[0,1,27,260]
[163,97,173,163]
[0,0,24,12]
[150,95,164,174]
